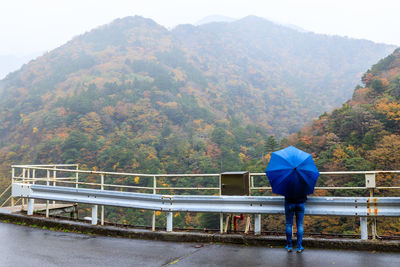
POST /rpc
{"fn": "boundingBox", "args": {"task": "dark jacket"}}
[285,196,307,204]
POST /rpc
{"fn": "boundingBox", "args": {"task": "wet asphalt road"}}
[0,222,400,267]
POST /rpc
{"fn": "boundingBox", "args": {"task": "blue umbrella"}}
[265,146,319,199]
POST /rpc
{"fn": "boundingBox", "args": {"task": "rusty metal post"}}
[370,188,377,240]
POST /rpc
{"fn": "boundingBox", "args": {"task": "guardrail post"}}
[360,217,368,240]
[166,212,173,232]
[220,213,224,233]
[27,198,34,215]
[254,214,261,235]
[91,205,98,225]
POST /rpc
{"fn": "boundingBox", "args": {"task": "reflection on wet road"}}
[0,222,399,266]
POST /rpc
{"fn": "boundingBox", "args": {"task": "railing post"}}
[91,205,98,225]
[254,214,261,235]
[360,217,368,240]
[152,176,156,231]
[27,169,35,215]
[11,167,15,213]
[52,166,56,207]
[166,212,173,232]
[219,174,222,196]
[46,170,49,218]
[22,168,25,211]
[101,174,104,226]
[75,165,79,189]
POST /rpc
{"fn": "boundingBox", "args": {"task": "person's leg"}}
[284,202,295,251]
[295,202,305,252]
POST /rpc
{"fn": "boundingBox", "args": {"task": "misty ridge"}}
[1,15,395,133]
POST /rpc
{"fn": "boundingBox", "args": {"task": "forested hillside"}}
[285,48,400,235]
[0,16,395,178]
[289,48,400,175]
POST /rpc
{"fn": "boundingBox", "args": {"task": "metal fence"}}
[6,164,400,240]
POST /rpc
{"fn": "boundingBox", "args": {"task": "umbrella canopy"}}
[265,146,319,199]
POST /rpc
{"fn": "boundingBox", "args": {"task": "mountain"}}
[288,47,400,176]
[195,15,237,25]
[0,15,396,176]
[0,52,43,79]
[173,15,396,135]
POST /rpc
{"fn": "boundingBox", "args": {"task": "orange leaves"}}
[375,99,400,121]
[368,135,400,170]
[381,78,390,88]
[264,153,272,165]
[79,112,103,135]
[362,72,373,85]
[300,135,313,145]
[164,102,178,108]
[238,152,246,162]
[333,146,349,160]
[56,107,67,116]
[113,162,119,170]
[102,106,115,116]
[206,143,221,158]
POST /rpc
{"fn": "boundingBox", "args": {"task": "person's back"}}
[284,196,306,252]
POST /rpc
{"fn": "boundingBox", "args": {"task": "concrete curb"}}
[1,212,399,252]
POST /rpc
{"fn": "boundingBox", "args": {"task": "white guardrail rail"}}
[7,164,400,240]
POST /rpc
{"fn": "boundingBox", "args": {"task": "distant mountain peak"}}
[195,15,237,25]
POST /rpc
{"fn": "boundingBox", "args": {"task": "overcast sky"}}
[1,0,400,56]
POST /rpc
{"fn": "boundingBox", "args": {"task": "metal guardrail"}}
[12,183,400,240]
[12,183,400,216]
[5,164,400,240]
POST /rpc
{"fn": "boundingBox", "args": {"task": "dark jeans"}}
[284,201,305,249]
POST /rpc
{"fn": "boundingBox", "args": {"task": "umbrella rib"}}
[270,169,294,189]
